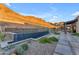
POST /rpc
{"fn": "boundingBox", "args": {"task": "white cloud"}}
[18,12,52,18]
[48,16,65,23]
[18,12,65,22]
[4,3,11,7]
[18,6,57,19]
[72,11,79,16]
[18,12,43,18]
[19,12,28,16]
[18,5,62,23]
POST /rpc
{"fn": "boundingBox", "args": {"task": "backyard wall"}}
[3,32,14,42]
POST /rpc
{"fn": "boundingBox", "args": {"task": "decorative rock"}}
[70,42,79,48]
[72,48,79,55]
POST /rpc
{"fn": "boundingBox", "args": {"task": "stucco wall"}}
[76,17,79,33]
[3,32,14,42]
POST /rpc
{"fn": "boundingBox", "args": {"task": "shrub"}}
[49,37,58,42]
[39,38,52,44]
[15,46,24,55]
[7,45,15,49]
[15,44,28,55]
[38,37,58,44]
[21,44,28,51]
[0,33,5,41]
[72,33,79,36]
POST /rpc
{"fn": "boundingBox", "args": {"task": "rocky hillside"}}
[0,4,56,28]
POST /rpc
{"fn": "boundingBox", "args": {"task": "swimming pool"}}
[9,31,49,43]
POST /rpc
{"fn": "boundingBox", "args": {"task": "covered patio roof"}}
[65,19,78,24]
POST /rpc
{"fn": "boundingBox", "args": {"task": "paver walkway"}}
[54,32,79,55]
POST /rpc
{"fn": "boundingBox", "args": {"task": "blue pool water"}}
[9,31,49,43]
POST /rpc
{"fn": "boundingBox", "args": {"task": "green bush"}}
[38,37,58,44]
[15,46,24,55]
[7,45,15,49]
[49,37,58,42]
[15,44,28,55]
[39,38,52,44]
[0,33,5,41]
[72,33,79,36]
[21,44,28,51]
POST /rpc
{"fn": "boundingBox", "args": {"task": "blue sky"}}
[5,3,79,23]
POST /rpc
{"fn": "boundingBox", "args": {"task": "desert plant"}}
[21,44,28,51]
[72,33,79,36]
[38,36,58,44]
[15,46,24,55]
[39,38,52,44]
[15,44,28,55]
[7,45,15,49]
[0,33,5,41]
[49,37,58,42]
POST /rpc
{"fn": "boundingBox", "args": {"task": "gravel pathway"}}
[24,40,57,55]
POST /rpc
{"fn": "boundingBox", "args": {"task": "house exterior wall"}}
[76,17,79,33]
[3,32,14,42]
